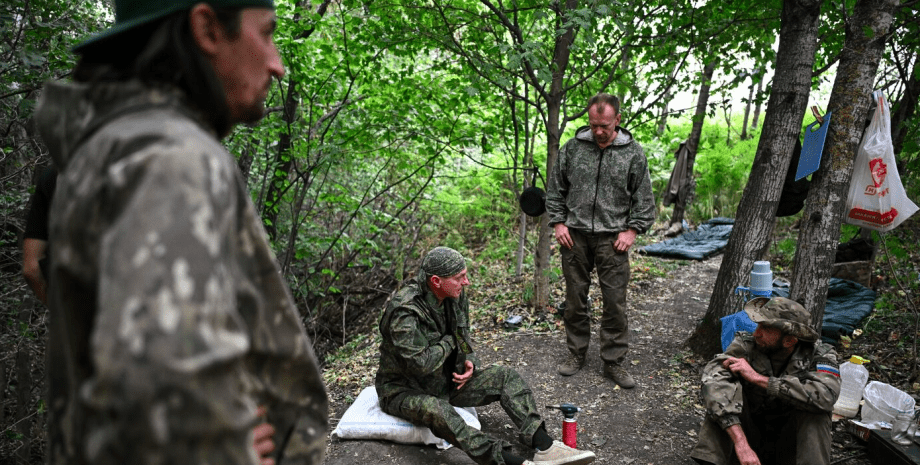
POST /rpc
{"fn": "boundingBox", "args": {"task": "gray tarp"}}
[639,217,734,260]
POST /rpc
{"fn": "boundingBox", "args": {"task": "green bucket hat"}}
[74,0,275,53]
[744,296,820,343]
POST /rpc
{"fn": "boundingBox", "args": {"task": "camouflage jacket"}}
[700,332,841,430]
[35,80,328,465]
[375,270,481,406]
[545,126,656,235]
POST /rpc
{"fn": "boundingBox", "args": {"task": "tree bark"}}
[752,77,764,130]
[741,77,754,140]
[687,0,823,358]
[790,0,898,328]
[671,60,717,227]
[533,0,578,314]
[891,54,919,156]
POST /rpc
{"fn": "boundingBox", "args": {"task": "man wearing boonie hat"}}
[690,297,841,465]
[35,1,327,464]
[376,246,596,465]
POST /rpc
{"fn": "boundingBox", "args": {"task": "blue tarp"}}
[720,278,877,350]
[639,218,734,260]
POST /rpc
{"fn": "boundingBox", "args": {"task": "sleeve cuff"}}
[767,377,781,397]
[716,415,741,430]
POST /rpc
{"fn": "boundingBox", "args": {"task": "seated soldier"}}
[375,246,596,465]
[690,296,841,465]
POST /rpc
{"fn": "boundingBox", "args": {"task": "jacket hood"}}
[575,125,634,147]
[35,80,204,171]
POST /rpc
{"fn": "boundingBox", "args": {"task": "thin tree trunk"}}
[687,0,824,358]
[752,78,764,130]
[891,54,919,156]
[533,0,577,313]
[741,76,754,140]
[671,60,717,228]
[657,90,670,137]
[790,0,898,326]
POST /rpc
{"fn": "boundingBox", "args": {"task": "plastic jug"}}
[833,355,870,418]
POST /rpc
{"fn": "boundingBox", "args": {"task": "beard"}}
[755,338,786,356]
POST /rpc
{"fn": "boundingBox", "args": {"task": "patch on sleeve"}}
[817,364,840,377]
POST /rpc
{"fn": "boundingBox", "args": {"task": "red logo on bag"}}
[869,158,887,187]
[848,207,898,225]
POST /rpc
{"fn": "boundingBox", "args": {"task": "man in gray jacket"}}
[545,93,655,388]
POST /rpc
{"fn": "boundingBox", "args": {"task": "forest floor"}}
[321,243,884,465]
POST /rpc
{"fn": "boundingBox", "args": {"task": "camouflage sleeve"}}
[386,307,455,376]
[545,141,570,226]
[700,335,750,429]
[88,148,263,464]
[627,146,656,234]
[765,342,841,413]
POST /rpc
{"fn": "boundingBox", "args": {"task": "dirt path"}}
[322,254,871,465]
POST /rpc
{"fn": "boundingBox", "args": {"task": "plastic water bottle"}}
[833,355,870,418]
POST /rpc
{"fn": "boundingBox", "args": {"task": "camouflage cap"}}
[744,296,819,342]
[421,246,466,278]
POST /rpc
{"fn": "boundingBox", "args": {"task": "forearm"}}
[22,238,48,303]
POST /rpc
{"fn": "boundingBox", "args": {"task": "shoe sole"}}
[534,454,596,465]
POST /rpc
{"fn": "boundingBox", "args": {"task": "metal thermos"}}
[546,403,581,448]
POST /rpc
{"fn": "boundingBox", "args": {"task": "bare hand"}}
[554,223,573,250]
[453,360,475,390]
[614,229,637,252]
[734,441,762,465]
[726,424,761,465]
[253,406,276,465]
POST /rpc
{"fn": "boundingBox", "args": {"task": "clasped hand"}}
[453,360,475,390]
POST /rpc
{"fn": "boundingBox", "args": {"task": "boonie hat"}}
[74,0,275,53]
[744,296,819,342]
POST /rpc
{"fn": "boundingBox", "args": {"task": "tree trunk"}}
[671,60,717,227]
[532,0,577,313]
[790,0,898,328]
[752,78,764,130]
[741,77,754,140]
[891,54,919,156]
[262,79,299,240]
[687,0,823,358]
[657,89,670,138]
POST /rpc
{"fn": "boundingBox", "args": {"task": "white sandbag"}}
[331,386,480,450]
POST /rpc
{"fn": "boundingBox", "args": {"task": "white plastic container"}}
[833,355,870,418]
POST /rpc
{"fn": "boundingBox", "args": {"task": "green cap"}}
[421,246,466,278]
[74,0,275,53]
[744,296,820,343]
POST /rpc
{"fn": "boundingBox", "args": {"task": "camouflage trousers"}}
[690,408,832,465]
[381,365,543,465]
[560,229,630,366]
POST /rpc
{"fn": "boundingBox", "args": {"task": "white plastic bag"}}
[860,380,915,427]
[331,386,480,450]
[845,91,919,232]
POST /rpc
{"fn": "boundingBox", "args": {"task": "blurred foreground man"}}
[375,246,595,465]
[545,92,655,388]
[690,297,841,465]
[35,1,327,463]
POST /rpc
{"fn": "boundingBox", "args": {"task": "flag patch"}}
[817,364,840,377]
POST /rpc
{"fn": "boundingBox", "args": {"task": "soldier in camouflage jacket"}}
[545,93,655,388]
[376,247,595,465]
[34,2,327,464]
[690,297,841,465]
